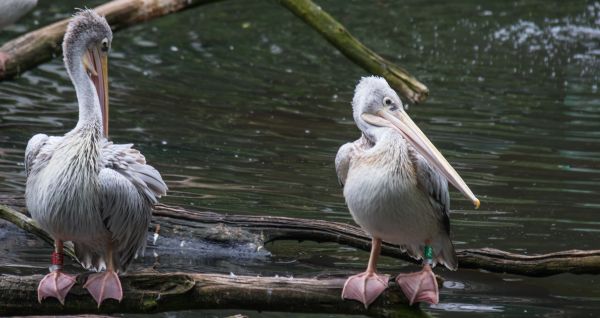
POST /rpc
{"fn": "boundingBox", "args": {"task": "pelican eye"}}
[101,38,109,52]
[383,96,398,111]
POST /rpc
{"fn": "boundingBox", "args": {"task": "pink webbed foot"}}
[38,270,77,305]
[342,272,390,308]
[395,265,439,305]
[84,271,123,307]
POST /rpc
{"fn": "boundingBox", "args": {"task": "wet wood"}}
[0,0,222,80]
[0,272,426,317]
[2,196,600,277]
[152,204,600,277]
[277,0,429,103]
[456,247,600,276]
[0,0,428,103]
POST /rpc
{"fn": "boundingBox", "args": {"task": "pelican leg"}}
[342,238,390,308]
[84,247,123,307]
[37,240,77,305]
[395,245,439,305]
[0,52,8,74]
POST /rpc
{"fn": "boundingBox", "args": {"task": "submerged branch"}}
[153,204,600,276]
[2,197,600,278]
[0,272,426,317]
[276,0,429,103]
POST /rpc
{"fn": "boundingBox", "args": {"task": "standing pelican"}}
[25,10,167,306]
[336,76,479,307]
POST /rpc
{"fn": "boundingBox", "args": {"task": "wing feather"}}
[25,134,63,177]
[97,140,168,271]
[101,140,167,204]
[335,143,354,187]
[98,168,150,271]
[25,134,48,176]
[411,147,458,270]
[335,135,372,187]
[411,149,450,233]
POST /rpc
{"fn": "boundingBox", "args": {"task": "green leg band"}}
[424,245,433,265]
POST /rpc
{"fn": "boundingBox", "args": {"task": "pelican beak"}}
[362,110,480,208]
[83,47,109,137]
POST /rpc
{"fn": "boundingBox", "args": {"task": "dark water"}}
[1,0,599,316]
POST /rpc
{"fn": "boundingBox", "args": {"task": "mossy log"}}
[0,272,427,317]
[2,196,600,278]
[0,0,428,103]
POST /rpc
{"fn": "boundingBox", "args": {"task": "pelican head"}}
[352,76,480,208]
[63,9,112,136]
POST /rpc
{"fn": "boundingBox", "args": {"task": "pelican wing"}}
[101,141,167,203]
[411,148,451,234]
[411,147,458,270]
[25,134,62,177]
[335,143,354,187]
[96,141,167,271]
[335,135,372,187]
[25,134,48,176]
[95,168,151,271]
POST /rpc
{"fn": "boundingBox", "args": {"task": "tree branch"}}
[276,0,429,103]
[2,197,600,277]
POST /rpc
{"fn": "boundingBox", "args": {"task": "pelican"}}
[0,0,37,70]
[0,0,37,30]
[25,10,167,306]
[336,76,479,307]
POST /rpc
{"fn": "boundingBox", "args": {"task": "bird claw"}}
[37,270,77,305]
[84,270,123,307]
[395,265,439,305]
[342,271,390,308]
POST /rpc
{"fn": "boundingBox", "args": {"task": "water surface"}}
[1,0,599,316]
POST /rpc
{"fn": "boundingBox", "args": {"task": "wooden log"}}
[0,0,222,80]
[0,272,427,317]
[276,0,429,103]
[456,248,600,277]
[2,196,600,277]
[151,204,600,277]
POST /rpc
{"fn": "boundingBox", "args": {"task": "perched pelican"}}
[25,10,167,306]
[336,76,479,307]
[0,0,37,30]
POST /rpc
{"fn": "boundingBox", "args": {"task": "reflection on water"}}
[1,0,599,316]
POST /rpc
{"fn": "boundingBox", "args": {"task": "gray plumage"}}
[335,76,456,270]
[25,10,167,273]
[0,0,37,30]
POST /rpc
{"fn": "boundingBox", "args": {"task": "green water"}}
[1,0,599,316]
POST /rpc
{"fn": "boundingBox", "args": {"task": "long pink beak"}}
[84,47,109,137]
[362,110,480,208]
